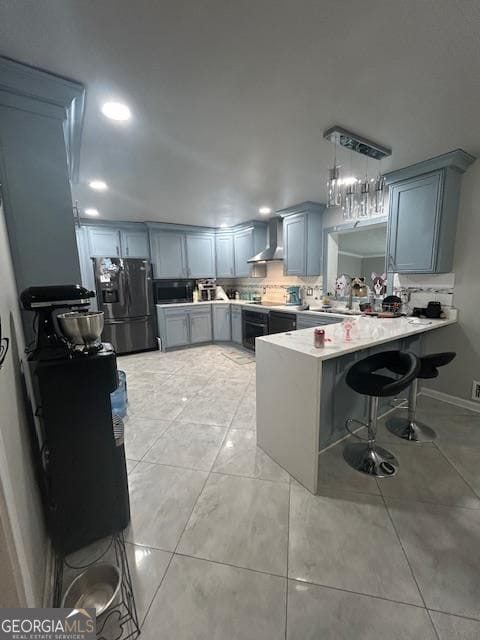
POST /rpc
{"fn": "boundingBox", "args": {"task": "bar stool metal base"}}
[386,416,437,443]
[343,442,399,478]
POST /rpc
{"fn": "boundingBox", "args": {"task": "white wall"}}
[425,163,480,402]
[337,253,362,278]
[363,257,386,279]
[0,202,47,606]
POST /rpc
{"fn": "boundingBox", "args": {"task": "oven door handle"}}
[245,321,268,329]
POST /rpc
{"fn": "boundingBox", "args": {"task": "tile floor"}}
[114,344,480,639]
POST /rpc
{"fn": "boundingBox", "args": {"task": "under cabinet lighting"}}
[89,180,108,191]
[101,102,131,121]
[85,208,100,217]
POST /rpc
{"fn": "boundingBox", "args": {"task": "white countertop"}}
[257,316,457,361]
[155,300,346,318]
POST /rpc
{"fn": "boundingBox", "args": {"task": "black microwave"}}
[153,279,194,304]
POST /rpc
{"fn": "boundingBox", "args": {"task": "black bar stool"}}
[344,351,420,478]
[386,352,456,442]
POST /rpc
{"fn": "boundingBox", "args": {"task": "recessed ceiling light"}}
[85,208,100,217]
[101,101,131,121]
[220,223,228,228]
[89,180,108,191]
[259,206,271,215]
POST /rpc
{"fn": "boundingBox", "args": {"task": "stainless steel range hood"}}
[247,218,283,263]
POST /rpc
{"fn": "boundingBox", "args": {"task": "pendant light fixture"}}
[323,126,391,218]
[326,140,342,208]
[372,160,386,215]
[358,157,371,218]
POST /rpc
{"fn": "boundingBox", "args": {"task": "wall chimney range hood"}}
[248,218,283,263]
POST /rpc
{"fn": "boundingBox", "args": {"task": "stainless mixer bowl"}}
[61,563,121,618]
[57,311,104,347]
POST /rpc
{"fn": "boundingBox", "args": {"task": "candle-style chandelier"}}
[323,126,391,219]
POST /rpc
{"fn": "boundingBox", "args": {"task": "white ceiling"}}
[1,0,479,227]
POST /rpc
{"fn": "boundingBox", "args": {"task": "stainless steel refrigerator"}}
[93,257,156,354]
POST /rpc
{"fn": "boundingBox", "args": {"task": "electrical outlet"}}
[471,380,480,402]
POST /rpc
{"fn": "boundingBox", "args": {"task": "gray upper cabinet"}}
[385,149,475,274]
[279,202,324,276]
[231,224,267,277]
[387,172,442,273]
[215,233,235,277]
[186,233,215,278]
[283,214,306,275]
[83,224,148,259]
[234,228,254,277]
[88,227,121,257]
[120,229,149,258]
[150,230,187,279]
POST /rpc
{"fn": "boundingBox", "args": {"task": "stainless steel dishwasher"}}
[269,310,297,335]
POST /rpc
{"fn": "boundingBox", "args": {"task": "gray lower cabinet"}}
[164,312,190,348]
[320,352,368,449]
[190,309,213,343]
[231,307,242,344]
[213,304,231,341]
[157,305,212,349]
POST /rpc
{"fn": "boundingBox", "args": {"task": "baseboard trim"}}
[421,387,480,414]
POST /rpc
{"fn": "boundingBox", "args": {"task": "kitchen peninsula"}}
[256,315,457,493]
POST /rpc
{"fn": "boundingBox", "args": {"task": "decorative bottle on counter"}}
[343,319,354,341]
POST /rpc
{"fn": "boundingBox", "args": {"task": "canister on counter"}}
[314,328,325,348]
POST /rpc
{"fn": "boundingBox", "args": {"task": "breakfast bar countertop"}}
[255,315,457,494]
[256,316,457,361]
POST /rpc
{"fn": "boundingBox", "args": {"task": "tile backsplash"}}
[393,272,455,311]
[219,262,456,312]
[218,261,323,305]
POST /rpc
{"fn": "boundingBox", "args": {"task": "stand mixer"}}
[20,284,104,359]
[286,285,301,306]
